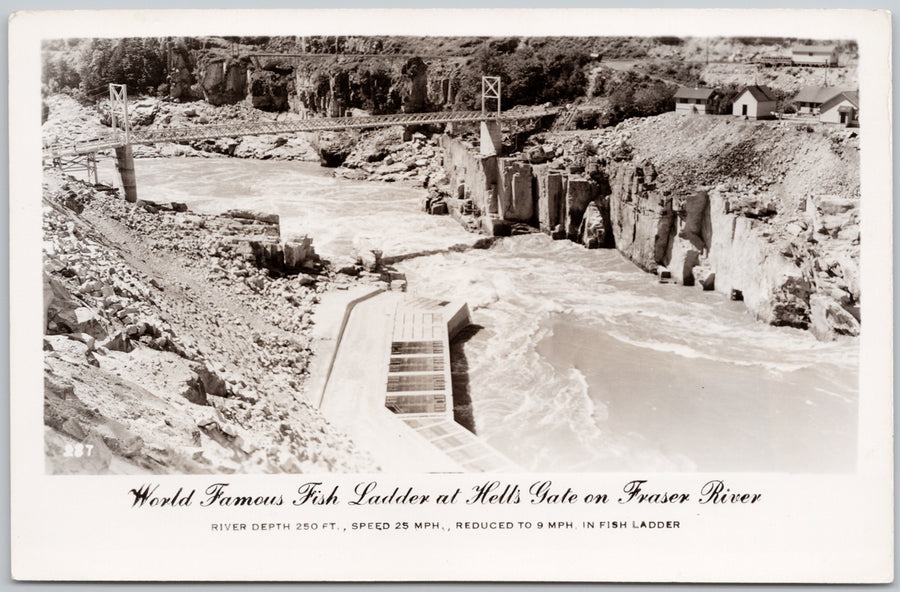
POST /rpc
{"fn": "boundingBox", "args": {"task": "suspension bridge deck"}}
[43,107,556,160]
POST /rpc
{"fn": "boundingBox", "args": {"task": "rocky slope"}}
[43,93,320,162]
[432,112,860,341]
[43,169,382,474]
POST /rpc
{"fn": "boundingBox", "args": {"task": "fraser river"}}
[97,157,859,473]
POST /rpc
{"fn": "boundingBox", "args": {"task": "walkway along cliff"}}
[433,112,860,341]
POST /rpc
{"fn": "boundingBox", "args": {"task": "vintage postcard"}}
[9,8,893,582]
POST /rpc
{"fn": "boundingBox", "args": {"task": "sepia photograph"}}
[40,33,862,475]
[11,7,892,583]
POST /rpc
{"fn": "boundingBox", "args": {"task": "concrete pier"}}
[479,120,502,157]
[114,145,138,203]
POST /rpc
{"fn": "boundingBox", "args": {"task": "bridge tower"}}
[479,76,502,157]
[109,84,138,203]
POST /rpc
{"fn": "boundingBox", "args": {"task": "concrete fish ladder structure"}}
[308,286,517,472]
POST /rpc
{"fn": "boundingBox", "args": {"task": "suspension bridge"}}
[43,78,557,202]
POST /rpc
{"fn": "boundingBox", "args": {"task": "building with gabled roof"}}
[791,44,839,67]
[673,87,716,114]
[819,90,859,127]
[793,86,849,115]
[732,85,777,119]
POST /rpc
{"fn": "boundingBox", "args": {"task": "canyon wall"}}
[439,134,859,341]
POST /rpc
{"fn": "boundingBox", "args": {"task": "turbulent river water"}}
[97,157,859,473]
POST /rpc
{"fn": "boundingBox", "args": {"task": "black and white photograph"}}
[39,33,862,474]
[10,8,893,583]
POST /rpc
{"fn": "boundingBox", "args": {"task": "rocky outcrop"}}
[166,39,195,101]
[437,115,860,341]
[315,132,356,167]
[497,159,534,222]
[247,68,290,112]
[401,57,429,113]
[197,57,248,106]
[606,162,675,272]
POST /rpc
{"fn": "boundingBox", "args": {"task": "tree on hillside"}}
[454,40,591,109]
[77,38,167,97]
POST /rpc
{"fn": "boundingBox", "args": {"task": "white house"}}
[819,91,859,127]
[731,85,777,119]
[673,87,715,114]
[791,45,839,67]
[793,86,848,115]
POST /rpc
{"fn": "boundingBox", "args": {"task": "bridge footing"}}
[114,145,138,203]
[479,120,502,157]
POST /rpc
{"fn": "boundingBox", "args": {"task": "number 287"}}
[63,443,94,457]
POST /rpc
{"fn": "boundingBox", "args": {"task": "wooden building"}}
[732,85,777,119]
[791,45,839,67]
[674,87,715,114]
[793,86,848,115]
[819,91,859,127]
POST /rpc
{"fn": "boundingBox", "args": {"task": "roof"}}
[791,45,837,54]
[793,86,848,104]
[821,90,860,112]
[737,85,777,103]
[673,87,715,100]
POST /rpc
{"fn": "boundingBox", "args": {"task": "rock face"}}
[247,68,290,112]
[438,120,860,341]
[606,162,674,272]
[400,57,429,113]
[535,166,567,233]
[197,57,248,106]
[167,39,195,100]
[497,159,534,222]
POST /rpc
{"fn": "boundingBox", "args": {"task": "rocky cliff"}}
[437,112,860,341]
[42,169,379,474]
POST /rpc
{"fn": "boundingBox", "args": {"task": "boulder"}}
[223,209,280,226]
[177,372,209,406]
[564,177,599,240]
[692,265,716,290]
[54,306,109,341]
[809,293,860,340]
[667,236,701,286]
[283,235,315,272]
[352,235,383,272]
[578,200,608,249]
[248,238,284,273]
[190,362,229,398]
[44,372,75,401]
[44,335,98,366]
[90,420,145,458]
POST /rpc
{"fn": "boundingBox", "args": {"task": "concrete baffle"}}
[114,145,138,203]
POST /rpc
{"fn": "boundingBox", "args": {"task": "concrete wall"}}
[440,135,498,216]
